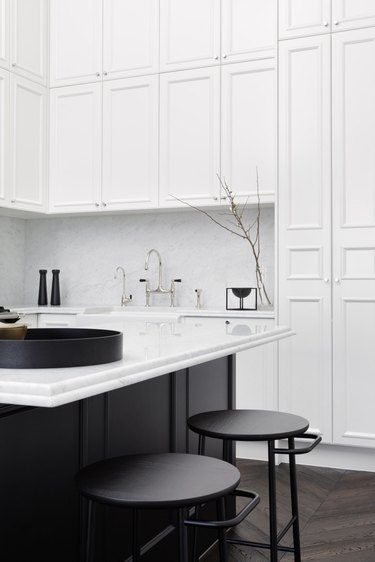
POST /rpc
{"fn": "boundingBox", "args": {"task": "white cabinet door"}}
[0,0,9,70]
[332,0,375,32]
[49,83,102,213]
[279,0,331,39]
[0,68,9,206]
[102,76,158,210]
[10,0,47,85]
[221,60,276,204]
[10,75,46,211]
[332,28,375,448]
[222,0,276,63]
[160,0,220,72]
[103,0,159,80]
[38,314,77,328]
[49,0,102,87]
[278,36,332,442]
[159,67,220,207]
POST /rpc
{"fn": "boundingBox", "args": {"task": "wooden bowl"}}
[0,323,28,340]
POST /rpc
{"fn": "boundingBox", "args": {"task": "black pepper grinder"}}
[38,269,48,306]
[51,269,61,306]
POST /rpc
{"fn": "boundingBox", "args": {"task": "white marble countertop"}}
[0,314,291,409]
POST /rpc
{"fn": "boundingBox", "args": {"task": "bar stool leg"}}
[217,497,228,562]
[132,509,140,562]
[85,499,95,562]
[198,434,206,455]
[268,440,278,562]
[192,435,206,561]
[177,508,189,562]
[288,437,302,562]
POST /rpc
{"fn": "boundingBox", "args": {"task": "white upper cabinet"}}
[0,68,9,205]
[159,67,220,207]
[332,0,375,32]
[10,74,46,211]
[160,0,220,72]
[102,76,159,210]
[332,28,375,448]
[278,35,332,442]
[49,83,102,213]
[279,0,331,39]
[0,0,9,70]
[103,0,159,80]
[49,0,102,87]
[10,0,47,85]
[221,59,276,203]
[222,0,276,63]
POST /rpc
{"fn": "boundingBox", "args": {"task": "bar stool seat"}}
[187,410,322,562]
[77,452,260,562]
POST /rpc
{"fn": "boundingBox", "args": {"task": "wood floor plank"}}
[203,459,375,562]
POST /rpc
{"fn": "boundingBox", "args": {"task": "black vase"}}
[51,269,61,306]
[38,270,48,306]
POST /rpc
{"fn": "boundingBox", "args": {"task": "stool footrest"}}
[184,489,259,529]
[274,432,322,455]
[277,515,297,543]
[226,537,295,553]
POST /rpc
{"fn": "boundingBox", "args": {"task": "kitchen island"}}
[0,315,293,561]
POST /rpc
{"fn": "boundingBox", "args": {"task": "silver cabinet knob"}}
[96,72,101,77]
[323,21,329,27]
[95,202,100,207]
[334,20,339,25]
[102,202,107,207]
[221,196,227,200]
[11,199,15,203]
[213,196,218,201]
[323,277,329,283]
[103,71,108,76]
[214,55,219,60]
[222,54,227,59]
[334,277,340,283]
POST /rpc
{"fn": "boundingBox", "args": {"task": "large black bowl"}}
[0,328,123,369]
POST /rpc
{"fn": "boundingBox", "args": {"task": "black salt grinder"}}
[51,269,61,306]
[38,269,48,306]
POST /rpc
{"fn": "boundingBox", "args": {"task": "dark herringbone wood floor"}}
[204,459,375,562]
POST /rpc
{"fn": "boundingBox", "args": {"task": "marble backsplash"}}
[5,208,275,310]
[0,217,26,306]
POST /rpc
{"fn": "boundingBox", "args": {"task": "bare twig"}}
[170,171,271,305]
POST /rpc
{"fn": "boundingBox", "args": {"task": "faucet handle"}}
[173,279,182,283]
[139,279,147,282]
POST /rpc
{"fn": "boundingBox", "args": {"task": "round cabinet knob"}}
[221,196,227,200]
[96,72,101,77]
[213,196,218,201]
[103,71,108,76]
[323,277,329,283]
[334,277,340,283]
[11,199,15,203]
[334,20,339,25]
[323,21,329,27]
[214,55,219,60]
[95,202,100,207]
[102,202,107,207]
[222,54,227,59]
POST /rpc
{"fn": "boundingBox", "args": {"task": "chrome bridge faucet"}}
[139,249,181,307]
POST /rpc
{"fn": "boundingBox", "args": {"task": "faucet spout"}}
[145,249,163,290]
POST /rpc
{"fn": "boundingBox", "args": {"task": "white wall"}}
[22,208,274,309]
[0,217,26,305]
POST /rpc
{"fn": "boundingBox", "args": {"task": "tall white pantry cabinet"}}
[278,17,375,447]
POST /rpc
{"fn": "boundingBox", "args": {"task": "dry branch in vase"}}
[171,171,271,306]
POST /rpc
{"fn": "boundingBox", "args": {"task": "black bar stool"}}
[187,409,321,562]
[77,452,260,561]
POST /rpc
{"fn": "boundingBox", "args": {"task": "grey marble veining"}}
[22,208,274,309]
[0,217,26,305]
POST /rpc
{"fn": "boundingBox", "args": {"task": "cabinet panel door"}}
[0,0,9,70]
[10,0,47,85]
[49,0,102,87]
[49,84,102,213]
[0,68,9,206]
[279,0,331,39]
[332,28,375,448]
[103,0,159,80]
[221,60,276,204]
[102,76,158,210]
[222,0,276,63]
[10,75,46,211]
[332,0,375,32]
[159,67,220,207]
[278,36,332,442]
[160,0,220,72]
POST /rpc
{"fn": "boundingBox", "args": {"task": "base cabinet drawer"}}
[37,314,77,328]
